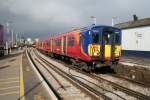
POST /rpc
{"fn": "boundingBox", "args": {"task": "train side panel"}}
[53,35,62,55]
[67,31,78,59]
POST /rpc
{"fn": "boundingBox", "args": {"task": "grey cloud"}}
[0,0,150,39]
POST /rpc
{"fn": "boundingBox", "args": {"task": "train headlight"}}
[94,52,97,56]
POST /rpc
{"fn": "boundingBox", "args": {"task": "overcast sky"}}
[0,0,150,39]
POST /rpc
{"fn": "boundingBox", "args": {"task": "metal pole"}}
[94,17,96,25]
[112,17,117,26]
[11,29,14,48]
[16,33,18,46]
[91,16,96,25]
[6,22,11,54]
[112,18,114,26]
[6,22,10,34]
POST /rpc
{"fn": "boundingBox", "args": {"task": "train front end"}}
[87,26,121,67]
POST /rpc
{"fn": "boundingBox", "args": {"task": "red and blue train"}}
[36,25,121,71]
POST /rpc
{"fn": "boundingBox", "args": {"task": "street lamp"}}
[11,29,14,47]
[91,16,97,25]
[112,17,117,26]
[6,21,14,48]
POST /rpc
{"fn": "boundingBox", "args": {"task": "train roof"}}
[80,25,121,32]
[47,25,120,39]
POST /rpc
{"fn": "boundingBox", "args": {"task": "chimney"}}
[133,14,138,21]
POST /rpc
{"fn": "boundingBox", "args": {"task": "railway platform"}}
[120,56,150,69]
[0,49,54,100]
[0,49,23,100]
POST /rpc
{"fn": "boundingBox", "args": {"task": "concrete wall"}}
[122,26,150,51]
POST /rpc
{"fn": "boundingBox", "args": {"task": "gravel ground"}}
[99,74,150,96]
[34,49,138,100]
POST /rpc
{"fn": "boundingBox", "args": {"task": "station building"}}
[115,17,150,57]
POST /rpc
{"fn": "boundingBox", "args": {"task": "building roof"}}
[115,17,150,29]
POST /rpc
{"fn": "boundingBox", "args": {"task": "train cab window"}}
[115,34,120,44]
[103,34,110,44]
[92,34,99,43]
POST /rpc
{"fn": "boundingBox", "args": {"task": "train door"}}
[102,30,115,60]
[51,39,53,52]
[111,32,115,61]
[63,36,67,55]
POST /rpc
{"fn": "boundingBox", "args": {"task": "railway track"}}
[91,74,150,100]
[75,66,150,100]
[33,48,150,100]
[69,66,150,100]
[28,48,116,100]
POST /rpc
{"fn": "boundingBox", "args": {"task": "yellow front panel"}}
[105,45,111,58]
[88,44,100,56]
[115,45,121,57]
[88,44,121,58]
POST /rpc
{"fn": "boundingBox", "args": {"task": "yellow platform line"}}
[20,54,25,100]
[0,91,19,96]
[0,86,19,91]
[0,77,19,81]
[0,81,19,85]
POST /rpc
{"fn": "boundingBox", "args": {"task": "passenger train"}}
[36,25,122,71]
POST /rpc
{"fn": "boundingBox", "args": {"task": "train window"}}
[103,34,110,44]
[55,40,59,46]
[115,34,120,44]
[68,37,74,46]
[53,40,55,46]
[58,39,61,46]
[92,34,99,43]
[48,41,51,46]
[55,40,57,46]
[71,37,74,46]
[68,37,71,46]
[54,39,61,46]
